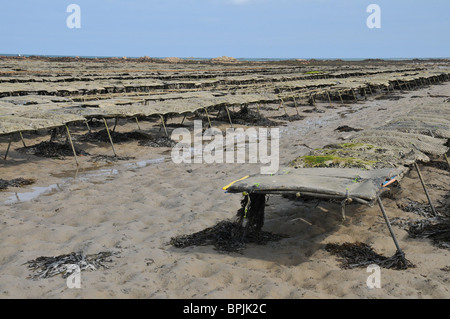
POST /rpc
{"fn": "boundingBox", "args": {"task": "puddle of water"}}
[123,157,166,169]
[4,184,61,205]
[1,156,167,205]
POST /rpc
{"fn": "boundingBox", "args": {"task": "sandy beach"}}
[0,58,449,299]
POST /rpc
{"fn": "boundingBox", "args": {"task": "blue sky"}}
[0,0,448,59]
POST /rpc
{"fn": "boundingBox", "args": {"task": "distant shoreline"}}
[1,53,449,63]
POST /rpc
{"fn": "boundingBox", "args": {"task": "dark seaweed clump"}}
[0,178,35,190]
[24,251,117,280]
[89,155,135,163]
[216,105,279,127]
[325,242,413,270]
[407,218,450,249]
[138,136,178,148]
[18,141,89,158]
[170,194,286,252]
[334,125,363,132]
[396,200,450,249]
[79,129,151,143]
[170,220,285,253]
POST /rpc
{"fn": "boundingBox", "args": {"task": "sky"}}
[0,0,448,59]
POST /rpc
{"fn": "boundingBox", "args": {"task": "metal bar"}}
[443,153,450,171]
[85,120,92,133]
[4,135,12,160]
[181,113,188,125]
[65,125,79,166]
[112,118,118,133]
[281,99,288,116]
[338,91,344,104]
[326,91,332,107]
[377,196,406,262]
[204,107,212,128]
[414,162,437,216]
[103,118,117,157]
[135,117,141,131]
[351,89,358,102]
[224,105,233,128]
[159,114,169,137]
[19,131,27,148]
[292,97,299,115]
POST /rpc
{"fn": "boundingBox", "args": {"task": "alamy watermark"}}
[171,121,279,175]
[366,264,381,289]
[66,265,81,289]
[66,4,81,29]
[366,4,381,29]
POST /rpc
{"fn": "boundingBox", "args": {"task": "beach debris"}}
[394,198,450,249]
[138,136,177,148]
[0,178,35,190]
[335,125,362,132]
[274,114,304,122]
[79,129,152,143]
[423,160,450,171]
[24,251,117,280]
[170,220,285,253]
[216,105,279,127]
[18,141,89,158]
[170,194,286,252]
[325,242,414,270]
[407,217,450,249]
[398,200,436,218]
[89,155,135,163]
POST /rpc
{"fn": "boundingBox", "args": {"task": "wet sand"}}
[0,61,449,299]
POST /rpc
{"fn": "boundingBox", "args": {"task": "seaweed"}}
[24,251,118,280]
[216,105,279,127]
[291,154,376,169]
[138,136,178,148]
[335,125,363,132]
[18,141,89,158]
[407,218,450,249]
[79,129,152,143]
[170,194,286,252]
[395,197,450,249]
[325,242,414,270]
[0,178,35,190]
[89,155,135,163]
